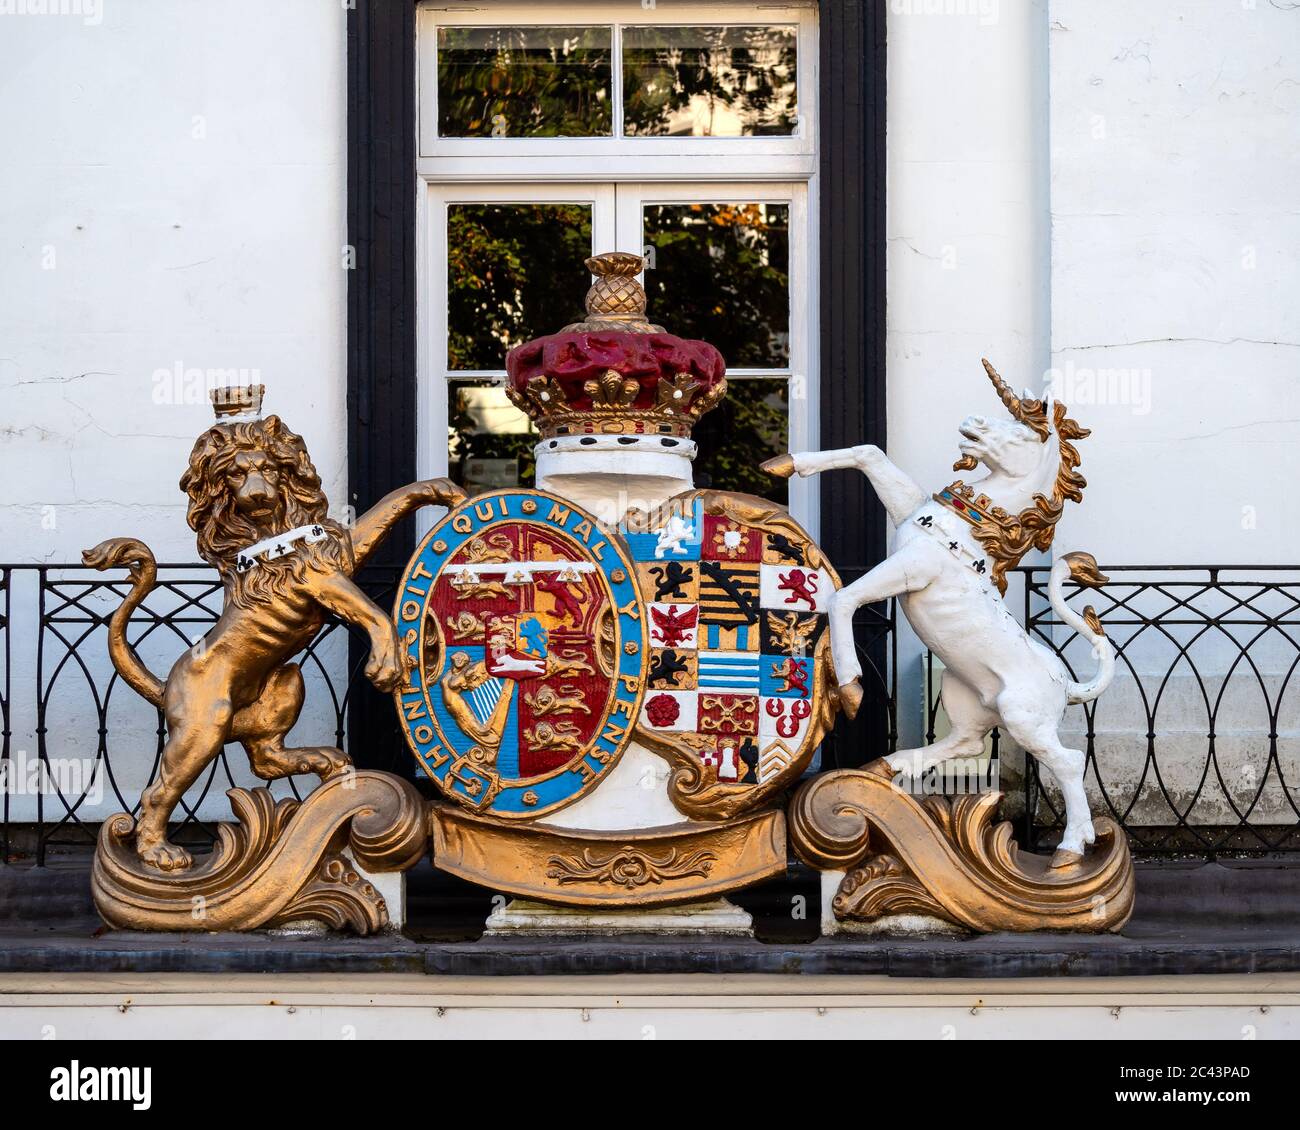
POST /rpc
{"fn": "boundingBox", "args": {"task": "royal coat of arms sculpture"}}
[82,251,1134,937]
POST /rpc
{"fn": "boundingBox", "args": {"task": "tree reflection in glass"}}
[437,26,613,138]
[447,203,593,370]
[448,381,537,495]
[693,379,789,504]
[623,25,797,137]
[642,202,789,368]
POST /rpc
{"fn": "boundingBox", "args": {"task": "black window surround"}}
[345,1,887,768]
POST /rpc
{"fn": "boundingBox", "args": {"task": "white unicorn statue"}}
[764,360,1114,865]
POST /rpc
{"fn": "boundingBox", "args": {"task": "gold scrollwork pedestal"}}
[93,771,426,934]
[429,803,786,909]
[789,761,1135,933]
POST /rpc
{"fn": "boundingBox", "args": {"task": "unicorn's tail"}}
[1048,551,1115,706]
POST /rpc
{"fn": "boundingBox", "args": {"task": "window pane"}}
[692,379,788,504]
[437,26,613,138]
[447,203,593,370]
[643,202,789,367]
[448,381,537,495]
[623,25,797,137]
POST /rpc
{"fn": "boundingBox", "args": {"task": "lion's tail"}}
[82,538,165,708]
[1048,551,1115,706]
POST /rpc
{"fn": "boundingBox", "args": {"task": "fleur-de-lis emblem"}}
[584,368,639,408]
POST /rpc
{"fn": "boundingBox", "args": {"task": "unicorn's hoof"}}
[866,756,898,779]
[1050,848,1084,870]
[760,453,796,479]
[837,679,864,720]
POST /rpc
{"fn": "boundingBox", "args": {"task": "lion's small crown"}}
[211,384,265,421]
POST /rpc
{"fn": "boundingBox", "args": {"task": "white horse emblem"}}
[654,512,696,558]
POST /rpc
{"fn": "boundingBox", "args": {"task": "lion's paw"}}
[137,839,193,872]
[315,751,353,781]
[289,747,353,782]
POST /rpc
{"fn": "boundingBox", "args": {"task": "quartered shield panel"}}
[394,490,647,818]
[625,491,840,813]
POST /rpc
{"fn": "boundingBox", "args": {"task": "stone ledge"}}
[1,925,1298,980]
[4,855,1300,979]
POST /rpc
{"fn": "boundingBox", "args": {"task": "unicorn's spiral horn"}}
[981,358,1022,418]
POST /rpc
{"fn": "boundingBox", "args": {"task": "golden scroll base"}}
[93,771,426,934]
[430,803,787,908]
[789,761,1134,933]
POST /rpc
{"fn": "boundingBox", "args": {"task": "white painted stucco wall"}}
[885,0,1052,746]
[883,0,1299,817]
[882,1,1298,767]
[1049,0,1299,564]
[0,0,349,823]
[1045,0,1300,824]
[0,0,348,556]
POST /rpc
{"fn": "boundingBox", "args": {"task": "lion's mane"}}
[179,416,352,610]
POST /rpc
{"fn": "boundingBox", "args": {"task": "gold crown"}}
[505,252,727,441]
[211,384,265,420]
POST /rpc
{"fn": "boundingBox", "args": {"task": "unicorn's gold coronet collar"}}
[933,481,999,529]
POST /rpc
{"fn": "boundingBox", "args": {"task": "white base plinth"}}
[819,869,967,937]
[347,847,405,931]
[485,897,754,937]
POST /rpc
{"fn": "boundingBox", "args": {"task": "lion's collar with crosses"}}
[234,523,328,574]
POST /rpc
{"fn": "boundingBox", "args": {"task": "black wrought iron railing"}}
[0,563,402,863]
[1018,566,1300,855]
[1,562,1296,864]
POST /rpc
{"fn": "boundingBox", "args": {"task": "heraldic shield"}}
[626,490,841,822]
[394,489,648,818]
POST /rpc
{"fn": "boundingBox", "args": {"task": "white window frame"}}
[415,0,821,537]
[416,1,819,182]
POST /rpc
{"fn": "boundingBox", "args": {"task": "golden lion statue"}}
[83,385,465,871]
